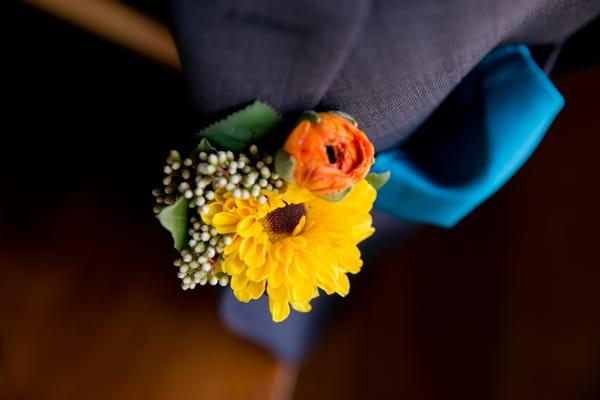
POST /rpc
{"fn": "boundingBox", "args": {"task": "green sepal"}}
[298,110,321,124]
[157,196,189,251]
[197,138,217,152]
[328,110,358,127]
[319,187,351,202]
[274,150,296,182]
[365,171,391,190]
[196,101,282,153]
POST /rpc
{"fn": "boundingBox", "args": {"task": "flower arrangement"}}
[153,102,389,322]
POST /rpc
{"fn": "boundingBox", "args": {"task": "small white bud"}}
[249,144,258,155]
[232,188,242,198]
[260,166,271,178]
[223,235,233,246]
[231,174,241,184]
[199,152,207,160]
[258,195,267,204]
[219,276,229,286]
[206,247,216,258]
[214,177,227,188]
[201,205,210,214]
[201,232,211,242]
[208,154,218,165]
[201,263,212,272]
[209,276,219,286]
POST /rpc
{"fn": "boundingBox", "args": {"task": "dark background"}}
[2,2,599,399]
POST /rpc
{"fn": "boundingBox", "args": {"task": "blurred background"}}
[3,1,600,399]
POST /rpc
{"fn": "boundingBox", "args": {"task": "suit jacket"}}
[171,0,599,151]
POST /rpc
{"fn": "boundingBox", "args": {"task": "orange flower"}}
[283,112,374,196]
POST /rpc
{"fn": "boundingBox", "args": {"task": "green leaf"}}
[319,187,351,202]
[196,101,282,153]
[157,196,189,251]
[274,150,296,182]
[298,110,321,124]
[365,171,391,190]
[197,138,217,152]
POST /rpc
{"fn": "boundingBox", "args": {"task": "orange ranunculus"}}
[283,112,375,196]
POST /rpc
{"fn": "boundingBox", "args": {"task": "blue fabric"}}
[219,44,564,362]
[372,45,564,227]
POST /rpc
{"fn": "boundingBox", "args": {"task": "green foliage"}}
[319,187,351,202]
[157,196,189,251]
[298,110,321,124]
[197,138,217,152]
[274,150,296,182]
[196,101,282,153]
[365,171,391,190]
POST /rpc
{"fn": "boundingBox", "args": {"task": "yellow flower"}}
[202,180,376,322]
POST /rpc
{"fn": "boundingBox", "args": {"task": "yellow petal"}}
[275,241,293,265]
[212,212,240,234]
[245,243,266,270]
[246,280,266,300]
[267,284,290,322]
[334,272,350,297]
[239,237,254,261]
[200,202,222,224]
[286,260,304,287]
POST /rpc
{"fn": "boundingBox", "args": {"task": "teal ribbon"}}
[372,45,564,227]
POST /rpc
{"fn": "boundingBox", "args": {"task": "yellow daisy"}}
[201,179,376,322]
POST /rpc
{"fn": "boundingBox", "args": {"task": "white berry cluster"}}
[153,144,283,290]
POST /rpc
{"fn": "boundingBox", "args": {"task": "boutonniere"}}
[153,102,390,322]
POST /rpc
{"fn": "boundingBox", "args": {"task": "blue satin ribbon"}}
[372,45,564,227]
[220,45,565,362]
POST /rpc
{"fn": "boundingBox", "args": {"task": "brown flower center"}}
[263,203,306,235]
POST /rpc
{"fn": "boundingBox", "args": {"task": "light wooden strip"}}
[22,0,180,70]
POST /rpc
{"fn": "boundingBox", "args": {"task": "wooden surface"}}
[21,0,179,70]
[0,193,295,399]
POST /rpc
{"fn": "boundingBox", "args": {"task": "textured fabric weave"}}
[171,0,599,150]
